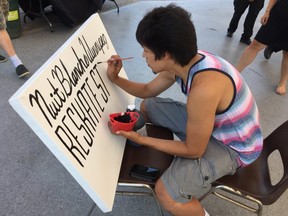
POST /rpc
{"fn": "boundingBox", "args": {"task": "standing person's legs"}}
[227,0,249,35]
[238,0,277,71]
[0,29,16,57]
[276,51,288,95]
[236,39,266,72]
[0,1,7,62]
[0,28,30,77]
[0,2,29,77]
[0,0,15,56]
[241,0,264,41]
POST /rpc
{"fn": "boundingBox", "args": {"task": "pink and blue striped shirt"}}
[176,50,263,167]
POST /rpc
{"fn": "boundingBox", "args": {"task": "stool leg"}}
[39,0,53,32]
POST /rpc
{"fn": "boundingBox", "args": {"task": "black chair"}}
[200,120,288,216]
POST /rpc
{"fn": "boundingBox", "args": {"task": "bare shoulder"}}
[193,70,229,89]
[190,70,234,112]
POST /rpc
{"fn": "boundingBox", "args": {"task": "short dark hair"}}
[136,4,198,66]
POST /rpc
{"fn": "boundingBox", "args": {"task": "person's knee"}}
[155,180,177,213]
[282,50,288,58]
[155,180,205,216]
[140,99,151,123]
[250,39,265,51]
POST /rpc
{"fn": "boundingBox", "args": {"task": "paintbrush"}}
[97,57,134,64]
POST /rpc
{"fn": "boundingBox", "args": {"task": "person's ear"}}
[163,52,171,60]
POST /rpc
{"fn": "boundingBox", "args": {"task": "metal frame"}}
[200,185,263,216]
[23,0,54,32]
[86,182,164,216]
[116,182,164,216]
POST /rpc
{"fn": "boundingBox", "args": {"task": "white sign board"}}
[9,13,134,212]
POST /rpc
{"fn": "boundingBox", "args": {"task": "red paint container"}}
[108,112,140,134]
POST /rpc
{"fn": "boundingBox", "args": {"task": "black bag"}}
[19,0,51,20]
[50,0,106,27]
[19,0,119,28]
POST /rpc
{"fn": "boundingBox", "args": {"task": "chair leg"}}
[200,185,263,216]
[86,183,164,216]
[117,183,164,216]
[109,0,120,13]
[38,0,53,32]
[23,0,53,32]
[86,203,96,216]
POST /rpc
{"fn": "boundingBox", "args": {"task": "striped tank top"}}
[176,50,263,167]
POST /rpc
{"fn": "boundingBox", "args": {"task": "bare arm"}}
[261,0,277,25]
[116,72,233,158]
[106,55,175,98]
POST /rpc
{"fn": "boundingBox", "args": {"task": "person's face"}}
[142,46,166,74]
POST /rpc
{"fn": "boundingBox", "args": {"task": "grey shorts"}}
[0,0,9,30]
[144,97,240,202]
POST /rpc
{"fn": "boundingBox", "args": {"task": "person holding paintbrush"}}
[106,4,263,216]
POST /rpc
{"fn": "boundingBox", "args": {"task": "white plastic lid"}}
[127,104,136,111]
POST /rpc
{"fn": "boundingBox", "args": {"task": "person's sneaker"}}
[15,64,30,78]
[264,46,273,59]
[240,38,251,45]
[0,55,7,63]
[226,31,233,37]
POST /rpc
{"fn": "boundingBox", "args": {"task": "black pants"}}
[228,0,264,39]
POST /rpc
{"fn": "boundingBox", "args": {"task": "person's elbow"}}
[186,147,205,159]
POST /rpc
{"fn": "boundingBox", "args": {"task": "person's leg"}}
[140,99,150,122]
[154,136,239,216]
[241,0,264,42]
[227,0,249,35]
[140,97,206,215]
[276,51,288,95]
[0,3,30,78]
[140,97,187,141]
[0,29,16,57]
[155,180,206,216]
[0,3,7,62]
[0,29,29,77]
[236,39,266,72]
